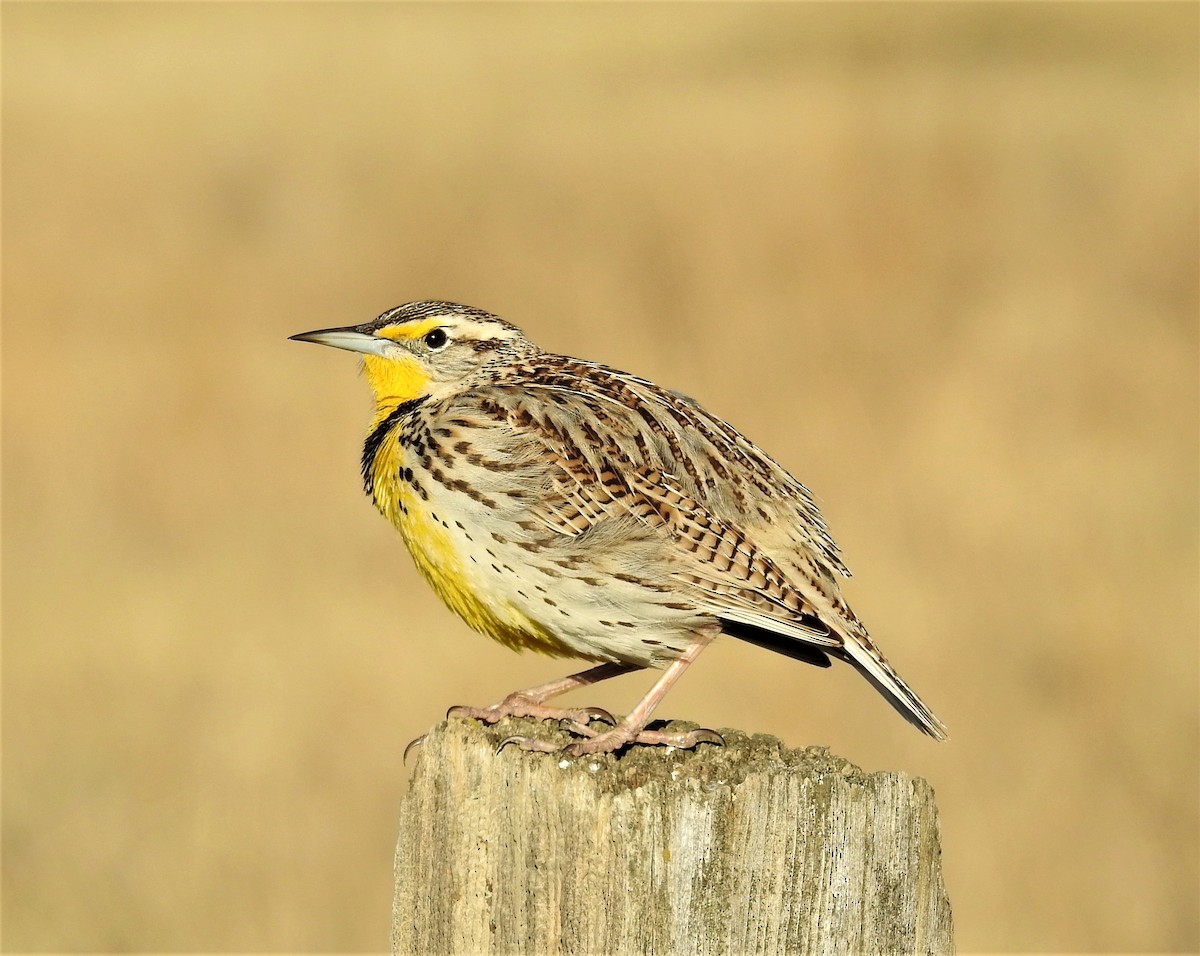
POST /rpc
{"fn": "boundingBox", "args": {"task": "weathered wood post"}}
[393,717,953,955]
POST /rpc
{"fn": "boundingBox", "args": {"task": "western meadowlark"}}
[291,301,946,755]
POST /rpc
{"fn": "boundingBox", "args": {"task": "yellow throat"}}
[362,354,429,410]
[360,369,572,659]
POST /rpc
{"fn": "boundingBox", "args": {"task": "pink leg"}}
[446,661,639,726]
[501,629,724,757]
[406,662,639,762]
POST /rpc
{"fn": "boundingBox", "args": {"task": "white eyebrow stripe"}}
[451,318,522,341]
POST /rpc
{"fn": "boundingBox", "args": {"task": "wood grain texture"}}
[393,718,953,955]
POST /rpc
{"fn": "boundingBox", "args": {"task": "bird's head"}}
[291,301,529,409]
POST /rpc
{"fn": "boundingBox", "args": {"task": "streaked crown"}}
[290,301,531,406]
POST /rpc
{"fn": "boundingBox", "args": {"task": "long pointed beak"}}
[288,326,393,357]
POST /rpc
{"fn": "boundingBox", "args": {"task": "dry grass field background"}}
[3,3,1196,951]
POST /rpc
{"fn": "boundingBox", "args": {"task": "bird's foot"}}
[497,721,725,757]
[406,699,615,763]
[447,695,616,729]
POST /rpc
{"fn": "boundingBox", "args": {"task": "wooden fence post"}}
[392,717,953,955]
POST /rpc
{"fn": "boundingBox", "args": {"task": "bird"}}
[291,301,946,755]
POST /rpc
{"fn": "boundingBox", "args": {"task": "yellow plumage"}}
[365,423,576,657]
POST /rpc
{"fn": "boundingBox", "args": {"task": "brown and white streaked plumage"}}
[291,301,947,754]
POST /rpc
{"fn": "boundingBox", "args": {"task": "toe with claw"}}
[447,695,615,729]
[495,733,562,755]
[402,733,426,764]
[494,722,725,757]
[563,724,725,756]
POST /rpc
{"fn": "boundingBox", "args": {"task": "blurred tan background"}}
[3,3,1196,951]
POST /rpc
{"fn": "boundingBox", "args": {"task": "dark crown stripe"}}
[370,301,507,330]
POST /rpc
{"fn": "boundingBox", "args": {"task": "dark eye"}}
[423,328,448,351]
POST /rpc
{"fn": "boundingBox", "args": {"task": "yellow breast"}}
[365,423,577,658]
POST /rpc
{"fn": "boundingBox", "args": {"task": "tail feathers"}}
[718,613,949,741]
[719,616,833,669]
[840,636,948,741]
